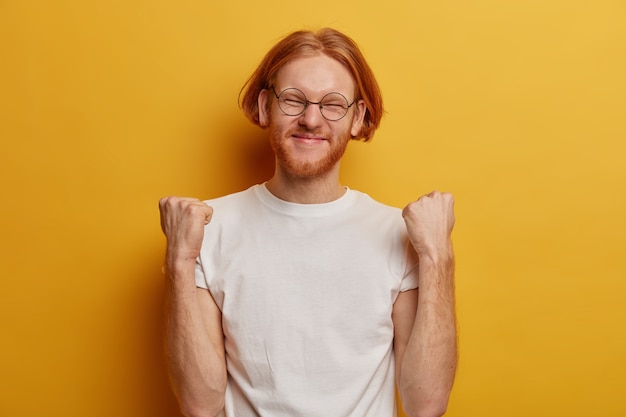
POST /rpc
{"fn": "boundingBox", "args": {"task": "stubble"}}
[270,127,351,178]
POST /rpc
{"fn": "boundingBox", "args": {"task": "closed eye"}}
[282,98,306,106]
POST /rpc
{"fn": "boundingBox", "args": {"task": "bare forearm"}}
[399,252,457,417]
[164,261,226,417]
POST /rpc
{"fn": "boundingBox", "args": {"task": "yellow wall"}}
[1,1,625,416]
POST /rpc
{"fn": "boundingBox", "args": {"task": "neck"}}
[265,164,346,204]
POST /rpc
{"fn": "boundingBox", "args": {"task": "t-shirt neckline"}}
[253,182,357,217]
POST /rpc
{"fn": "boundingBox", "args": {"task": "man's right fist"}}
[159,196,213,263]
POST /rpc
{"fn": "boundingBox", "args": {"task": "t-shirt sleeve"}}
[194,257,209,289]
[400,239,420,292]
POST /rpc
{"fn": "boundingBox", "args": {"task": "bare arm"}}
[160,197,227,417]
[393,191,457,417]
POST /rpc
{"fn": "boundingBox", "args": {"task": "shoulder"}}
[349,189,403,217]
[344,190,408,237]
[203,184,260,207]
[200,185,265,226]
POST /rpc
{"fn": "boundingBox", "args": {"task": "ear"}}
[350,99,367,138]
[258,89,270,127]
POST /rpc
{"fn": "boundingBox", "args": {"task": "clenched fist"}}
[402,191,455,262]
[159,196,213,266]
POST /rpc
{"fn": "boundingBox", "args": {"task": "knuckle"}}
[160,196,178,209]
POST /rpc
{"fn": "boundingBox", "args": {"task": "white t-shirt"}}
[196,184,419,417]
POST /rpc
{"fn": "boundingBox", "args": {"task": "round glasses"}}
[271,86,356,121]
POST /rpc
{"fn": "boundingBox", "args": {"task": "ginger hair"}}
[239,28,384,142]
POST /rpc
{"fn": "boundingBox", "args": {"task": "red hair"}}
[240,28,384,142]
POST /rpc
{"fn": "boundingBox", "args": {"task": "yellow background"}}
[1,1,625,416]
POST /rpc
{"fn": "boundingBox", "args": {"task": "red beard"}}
[269,127,351,178]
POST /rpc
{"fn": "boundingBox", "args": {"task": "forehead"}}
[275,54,355,96]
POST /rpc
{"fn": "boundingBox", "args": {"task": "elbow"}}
[399,389,450,417]
[178,384,226,417]
[173,367,227,417]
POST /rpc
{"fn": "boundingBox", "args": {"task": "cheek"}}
[270,112,304,134]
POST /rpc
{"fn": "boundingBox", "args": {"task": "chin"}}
[281,159,336,178]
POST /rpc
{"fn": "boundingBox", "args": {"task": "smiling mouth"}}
[294,135,326,140]
[291,132,329,141]
[292,136,328,147]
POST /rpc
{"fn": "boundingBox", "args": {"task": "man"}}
[159,28,457,417]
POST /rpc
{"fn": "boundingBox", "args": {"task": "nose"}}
[298,102,324,129]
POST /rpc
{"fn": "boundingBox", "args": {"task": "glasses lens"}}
[320,93,350,121]
[277,88,307,116]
